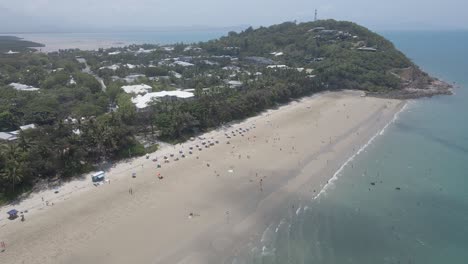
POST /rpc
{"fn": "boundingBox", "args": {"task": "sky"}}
[0,0,466,33]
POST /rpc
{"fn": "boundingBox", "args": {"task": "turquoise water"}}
[241,31,468,264]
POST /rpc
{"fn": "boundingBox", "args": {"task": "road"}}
[76,57,107,92]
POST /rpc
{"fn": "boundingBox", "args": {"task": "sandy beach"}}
[0,90,405,264]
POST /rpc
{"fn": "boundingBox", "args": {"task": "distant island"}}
[0,20,452,201]
[0,36,44,53]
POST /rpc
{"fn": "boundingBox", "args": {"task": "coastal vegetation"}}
[0,20,448,201]
[0,36,44,53]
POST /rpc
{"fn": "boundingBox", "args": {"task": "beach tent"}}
[7,209,19,219]
[91,171,105,182]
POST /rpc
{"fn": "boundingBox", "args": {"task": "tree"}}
[0,111,17,131]
[0,144,26,193]
[116,93,136,123]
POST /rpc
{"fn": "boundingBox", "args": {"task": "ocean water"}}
[11,30,229,48]
[239,31,468,264]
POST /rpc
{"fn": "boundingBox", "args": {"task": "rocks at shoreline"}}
[367,67,454,99]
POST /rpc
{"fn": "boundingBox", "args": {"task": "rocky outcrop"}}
[368,67,453,99]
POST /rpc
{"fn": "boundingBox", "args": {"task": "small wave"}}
[313,102,408,200]
[295,207,302,216]
[275,219,286,233]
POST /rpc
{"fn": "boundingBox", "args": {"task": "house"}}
[0,132,17,141]
[135,48,156,54]
[123,74,146,83]
[222,65,241,71]
[4,50,19,55]
[226,80,243,88]
[0,124,36,141]
[270,51,284,56]
[162,46,175,52]
[202,60,218,66]
[8,83,40,91]
[20,124,36,130]
[108,51,121,55]
[173,61,194,67]
[121,84,152,94]
[357,47,378,52]
[320,30,338,35]
[266,65,289,69]
[308,27,325,32]
[99,64,120,71]
[184,46,202,52]
[296,68,314,74]
[132,90,195,109]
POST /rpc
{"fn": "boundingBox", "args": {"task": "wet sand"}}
[0,91,405,264]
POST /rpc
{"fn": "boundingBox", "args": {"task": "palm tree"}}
[17,131,36,152]
[0,144,25,193]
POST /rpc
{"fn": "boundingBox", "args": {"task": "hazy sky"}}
[0,0,466,32]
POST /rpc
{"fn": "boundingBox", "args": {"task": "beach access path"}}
[0,90,405,264]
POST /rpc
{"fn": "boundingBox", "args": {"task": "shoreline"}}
[314,101,408,200]
[221,98,408,264]
[0,91,405,264]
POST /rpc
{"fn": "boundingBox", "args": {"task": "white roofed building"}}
[5,50,19,55]
[266,65,289,69]
[123,74,146,83]
[121,84,152,94]
[99,64,120,71]
[8,83,40,91]
[0,123,36,141]
[173,61,194,67]
[226,80,243,88]
[132,91,195,109]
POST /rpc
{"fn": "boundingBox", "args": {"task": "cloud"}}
[0,0,466,32]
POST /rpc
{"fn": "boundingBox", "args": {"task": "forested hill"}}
[201,20,415,92]
[0,36,44,53]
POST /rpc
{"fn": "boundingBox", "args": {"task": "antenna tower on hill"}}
[314,9,318,21]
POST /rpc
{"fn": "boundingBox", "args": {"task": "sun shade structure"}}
[7,209,19,219]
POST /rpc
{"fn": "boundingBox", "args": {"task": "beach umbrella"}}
[7,209,18,216]
[7,209,19,219]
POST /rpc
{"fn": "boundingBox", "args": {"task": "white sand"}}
[0,91,405,263]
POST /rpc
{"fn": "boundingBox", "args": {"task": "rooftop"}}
[266,65,289,69]
[173,61,195,67]
[8,83,40,91]
[121,84,152,94]
[132,90,195,109]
